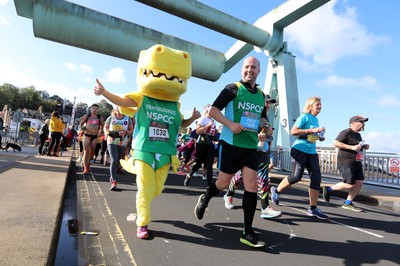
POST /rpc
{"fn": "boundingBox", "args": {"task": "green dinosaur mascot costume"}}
[94,44,200,239]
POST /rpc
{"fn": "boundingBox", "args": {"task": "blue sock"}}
[345,199,352,205]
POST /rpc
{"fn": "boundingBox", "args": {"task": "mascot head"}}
[137,44,192,102]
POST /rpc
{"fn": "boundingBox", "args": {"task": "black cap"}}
[265,95,276,103]
[349,115,368,124]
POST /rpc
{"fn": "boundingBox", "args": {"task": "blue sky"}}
[1,0,399,153]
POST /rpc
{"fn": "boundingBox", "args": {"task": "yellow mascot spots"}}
[94,44,200,239]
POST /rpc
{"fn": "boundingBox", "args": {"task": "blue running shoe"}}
[271,186,280,206]
[307,207,329,220]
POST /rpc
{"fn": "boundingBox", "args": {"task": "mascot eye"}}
[183,53,188,59]
[157,46,162,52]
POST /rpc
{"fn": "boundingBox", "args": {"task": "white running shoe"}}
[260,206,282,219]
[223,194,234,209]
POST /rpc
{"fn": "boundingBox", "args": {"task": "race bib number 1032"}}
[149,122,169,141]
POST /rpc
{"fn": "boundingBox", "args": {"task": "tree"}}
[49,95,63,104]
[99,99,113,112]
[20,86,42,110]
[0,83,20,110]
[39,90,50,100]
[0,83,100,119]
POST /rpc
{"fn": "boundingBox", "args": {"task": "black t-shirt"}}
[336,128,362,164]
[40,124,50,137]
[189,129,198,140]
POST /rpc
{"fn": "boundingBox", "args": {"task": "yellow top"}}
[49,117,64,133]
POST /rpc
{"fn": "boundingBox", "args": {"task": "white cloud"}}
[0,15,9,26]
[103,67,126,83]
[376,95,400,107]
[0,61,97,106]
[0,0,8,7]
[64,62,93,74]
[79,64,92,74]
[366,131,400,153]
[316,74,378,89]
[64,62,77,71]
[285,0,389,67]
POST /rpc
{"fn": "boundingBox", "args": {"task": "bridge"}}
[13,0,330,150]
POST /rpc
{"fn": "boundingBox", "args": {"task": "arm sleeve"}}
[212,83,237,111]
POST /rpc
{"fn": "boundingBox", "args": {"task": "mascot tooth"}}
[94,44,200,239]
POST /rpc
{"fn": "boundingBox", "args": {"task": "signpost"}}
[11,108,24,140]
[389,158,400,173]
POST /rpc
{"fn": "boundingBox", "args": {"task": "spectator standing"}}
[60,123,69,155]
[38,119,50,155]
[47,111,64,157]
[0,112,4,147]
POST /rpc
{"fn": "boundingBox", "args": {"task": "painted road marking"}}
[79,174,105,265]
[289,205,384,238]
[87,174,138,265]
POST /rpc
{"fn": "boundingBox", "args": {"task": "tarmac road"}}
[72,160,400,266]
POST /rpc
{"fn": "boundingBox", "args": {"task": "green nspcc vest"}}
[220,83,264,149]
[133,96,182,155]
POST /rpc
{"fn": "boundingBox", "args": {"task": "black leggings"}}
[190,142,215,186]
[48,132,62,154]
[38,134,48,154]
[288,148,321,190]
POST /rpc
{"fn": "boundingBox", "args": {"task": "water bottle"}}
[356,141,365,161]
[257,141,269,152]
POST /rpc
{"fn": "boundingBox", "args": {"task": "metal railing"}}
[2,129,399,188]
[272,148,400,188]
[0,130,39,147]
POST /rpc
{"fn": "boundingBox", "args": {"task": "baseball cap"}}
[349,115,368,124]
[265,95,276,103]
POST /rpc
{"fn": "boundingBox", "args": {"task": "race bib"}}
[149,122,169,141]
[240,111,259,133]
[307,134,319,143]
[355,151,364,162]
